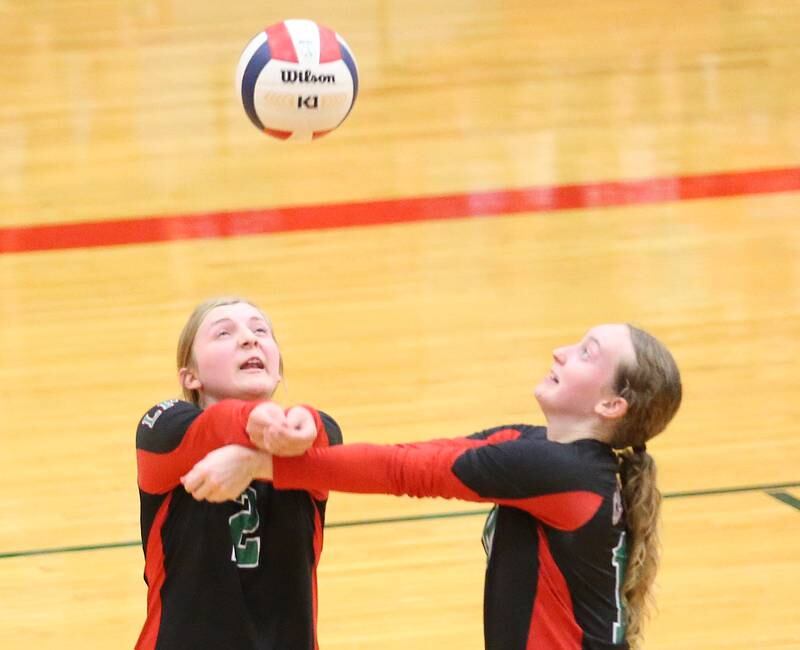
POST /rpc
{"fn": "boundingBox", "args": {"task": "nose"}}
[239,329,258,347]
[552,346,567,364]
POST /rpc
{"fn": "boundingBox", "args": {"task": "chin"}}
[533,385,557,413]
[239,382,274,401]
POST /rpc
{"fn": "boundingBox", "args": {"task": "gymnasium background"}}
[1,2,798,648]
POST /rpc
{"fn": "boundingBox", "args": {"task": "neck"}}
[544,414,610,444]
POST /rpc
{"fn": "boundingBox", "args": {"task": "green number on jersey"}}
[228,487,261,568]
[612,531,628,643]
[481,506,498,560]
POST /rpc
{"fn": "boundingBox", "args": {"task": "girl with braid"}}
[184,323,681,650]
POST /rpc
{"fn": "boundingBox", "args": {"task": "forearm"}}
[273,443,484,502]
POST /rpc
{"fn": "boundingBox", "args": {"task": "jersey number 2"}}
[228,487,261,568]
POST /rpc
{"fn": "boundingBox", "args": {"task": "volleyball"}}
[236,20,359,141]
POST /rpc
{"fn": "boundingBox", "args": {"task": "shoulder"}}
[136,399,202,451]
[574,439,619,471]
[138,399,200,430]
[467,423,546,441]
[511,424,547,440]
[317,410,343,446]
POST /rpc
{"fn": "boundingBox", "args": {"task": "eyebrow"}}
[209,316,268,327]
[586,336,602,352]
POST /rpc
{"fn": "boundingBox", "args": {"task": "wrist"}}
[251,451,274,480]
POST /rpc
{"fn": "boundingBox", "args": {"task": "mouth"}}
[240,357,266,371]
[548,369,559,384]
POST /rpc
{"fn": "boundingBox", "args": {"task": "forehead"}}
[585,324,635,364]
[201,302,267,328]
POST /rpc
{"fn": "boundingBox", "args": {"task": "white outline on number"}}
[612,531,627,643]
[229,487,261,569]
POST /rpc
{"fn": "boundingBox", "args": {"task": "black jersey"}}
[273,425,629,650]
[135,399,342,650]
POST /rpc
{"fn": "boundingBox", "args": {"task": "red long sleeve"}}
[274,442,488,502]
[137,400,260,494]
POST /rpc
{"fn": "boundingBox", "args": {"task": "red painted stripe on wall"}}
[1,166,798,254]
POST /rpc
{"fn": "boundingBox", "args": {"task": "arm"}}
[296,408,342,500]
[182,405,343,502]
[271,430,520,501]
[136,399,261,494]
[273,429,603,531]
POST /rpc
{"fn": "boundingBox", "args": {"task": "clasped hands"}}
[181,401,316,502]
[246,401,317,455]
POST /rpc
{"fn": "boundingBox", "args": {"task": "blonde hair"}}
[176,296,283,406]
[610,325,682,648]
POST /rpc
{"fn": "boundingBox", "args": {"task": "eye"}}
[580,345,589,359]
[216,330,230,338]
[254,327,269,336]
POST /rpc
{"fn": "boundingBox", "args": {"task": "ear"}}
[595,395,629,420]
[178,367,202,393]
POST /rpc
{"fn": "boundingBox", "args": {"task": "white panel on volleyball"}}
[283,19,321,65]
[253,26,355,140]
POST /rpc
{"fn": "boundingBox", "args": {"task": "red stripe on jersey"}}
[495,491,603,532]
[527,526,583,650]
[311,505,324,650]
[453,428,522,447]
[265,22,298,62]
[307,406,328,450]
[306,405,330,500]
[135,493,173,650]
[317,25,340,63]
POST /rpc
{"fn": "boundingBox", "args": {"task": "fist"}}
[246,402,289,451]
[247,402,318,456]
[284,406,317,451]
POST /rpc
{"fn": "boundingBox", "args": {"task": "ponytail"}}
[617,447,661,649]
[609,325,682,647]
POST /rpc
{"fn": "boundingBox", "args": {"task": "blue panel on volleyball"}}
[241,41,272,131]
[339,43,359,120]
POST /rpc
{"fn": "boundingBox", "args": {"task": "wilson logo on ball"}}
[281,70,336,84]
[236,19,359,141]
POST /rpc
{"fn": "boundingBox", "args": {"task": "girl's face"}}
[534,323,635,420]
[180,302,282,407]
